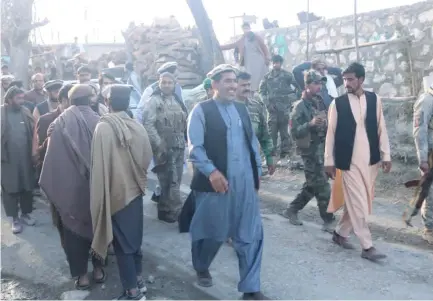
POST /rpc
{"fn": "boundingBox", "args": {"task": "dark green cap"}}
[304,69,327,85]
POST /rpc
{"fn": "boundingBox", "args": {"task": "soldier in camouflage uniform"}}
[259,55,300,158]
[413,83,433,244]
[281,70,335,233]
[142,72,188,223]
[236,71,275,175]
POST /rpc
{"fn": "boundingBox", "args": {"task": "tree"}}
[186,0,225,74]
[1,0,49,87]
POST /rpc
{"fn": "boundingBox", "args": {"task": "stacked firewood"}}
[122,16,204,88]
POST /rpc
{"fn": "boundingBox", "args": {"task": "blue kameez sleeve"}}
[251,124,263,178]
[187,104,217,177]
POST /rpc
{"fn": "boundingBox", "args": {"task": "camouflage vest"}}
[154,95,187,149]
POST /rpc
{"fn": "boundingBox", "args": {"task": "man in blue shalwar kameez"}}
[187,64,269,300]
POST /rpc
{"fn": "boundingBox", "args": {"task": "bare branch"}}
[30,17,49,30]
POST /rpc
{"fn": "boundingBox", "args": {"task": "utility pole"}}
[354,0,360,61]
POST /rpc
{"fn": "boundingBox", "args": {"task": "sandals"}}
[74,268,106,290]
[93,268,106,283]
[74,277,91,290]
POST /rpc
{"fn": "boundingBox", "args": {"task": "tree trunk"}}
[10,40,31,88]
[186,0,225,74]
[1,0,46,88]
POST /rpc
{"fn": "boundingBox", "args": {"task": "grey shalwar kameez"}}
[187,99,264,293]
[243,38,269,92]
[1,108,35,218]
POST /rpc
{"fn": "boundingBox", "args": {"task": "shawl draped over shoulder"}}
[40,105,100,240]
[90,111,153,259]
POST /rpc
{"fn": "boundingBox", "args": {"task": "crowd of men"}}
[1,21,433,301]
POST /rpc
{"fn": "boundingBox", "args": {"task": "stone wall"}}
[224,0,433,97]
[382,98,416,163]
[222,1,433,163]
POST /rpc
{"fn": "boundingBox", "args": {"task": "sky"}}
[33,0,424,45]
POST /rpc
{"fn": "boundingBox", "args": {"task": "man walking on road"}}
[33,84,74,246]
[142,72,188,223]
[40,85,105,289]
[325,63,391,261]
[412,82,433,244]
[281,70,335,232]
[259,55,299,159]
[136,61,184,204]
[91,85,152,300]
[187,64,268,300]
[1,87,36,234]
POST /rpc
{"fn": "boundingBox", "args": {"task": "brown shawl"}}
[33,107,61,168]
[40,105,100,240]
[90,111,153,259]
[1,104,35,163]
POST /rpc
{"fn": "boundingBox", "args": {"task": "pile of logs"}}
[123,16,204,88]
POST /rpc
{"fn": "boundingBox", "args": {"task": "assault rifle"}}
[402,151,433,227]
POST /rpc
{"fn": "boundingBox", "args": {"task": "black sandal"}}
[93,268,106,283]
[74,276,91,290]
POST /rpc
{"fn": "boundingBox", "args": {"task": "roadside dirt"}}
[265,160,417,205]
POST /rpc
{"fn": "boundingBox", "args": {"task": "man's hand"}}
[267,164,276,175]
[325,165,336,179]
[419,161,429,174]
[32,152,39,166]
[381,161,392,173]
[209,170,229,193]
[309,116,324,127]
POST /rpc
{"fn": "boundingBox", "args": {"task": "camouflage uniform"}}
[238,97,273,166]
[259,69,299,157]
[413,89,433,243]
[282,70,334,228]
[142,92,188,221]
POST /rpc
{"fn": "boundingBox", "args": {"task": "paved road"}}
[2,173,432,300]
[1,200,214,300]
[144,176,433,300]
[150,170,430,251]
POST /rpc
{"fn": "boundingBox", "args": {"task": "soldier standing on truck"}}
[259,55,299,160]
[413,82,433,244]
[281,70,335,233]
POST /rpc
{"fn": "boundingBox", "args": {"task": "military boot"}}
[196,270,213,287]
[157,211,177,223]
[322,220,336,234]
[361,247,386,261]
[332,231,355,249]
[151,192,160,203]
[321,215,336,233]
[281,208,303,225]
[422,229,433,244]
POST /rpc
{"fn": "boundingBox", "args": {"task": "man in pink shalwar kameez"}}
[324,63,391,261]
